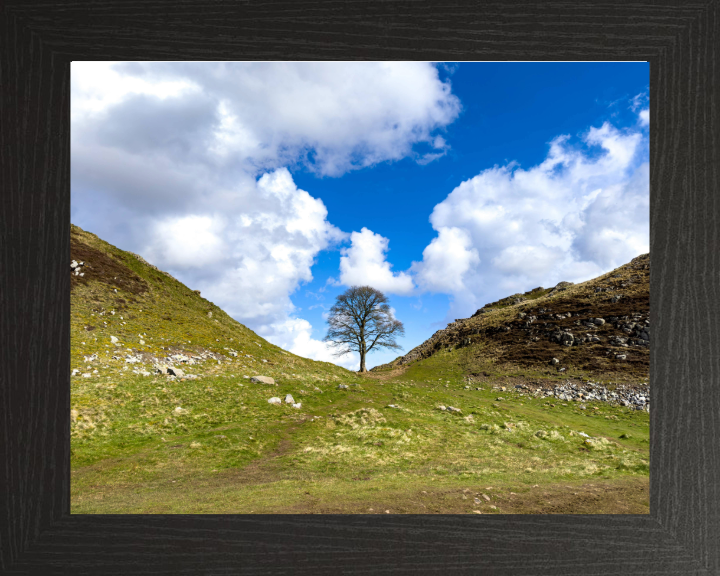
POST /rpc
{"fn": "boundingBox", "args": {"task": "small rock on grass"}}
[284,394,295,404]
[268,397,282,405]
[251,376,275,385]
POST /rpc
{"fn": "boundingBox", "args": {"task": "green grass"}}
[72,345,649,514]
[71,224,649,514]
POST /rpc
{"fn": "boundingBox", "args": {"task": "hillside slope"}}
[374,254,649,382]
[70,223,348,384]
[71,226,649,515]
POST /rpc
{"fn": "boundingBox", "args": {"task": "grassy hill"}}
[71,224,649,514]
[373,252,649,383]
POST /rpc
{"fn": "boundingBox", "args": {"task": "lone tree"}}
[324,285,404,372]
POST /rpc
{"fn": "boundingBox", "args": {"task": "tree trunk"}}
[359,339,366,372]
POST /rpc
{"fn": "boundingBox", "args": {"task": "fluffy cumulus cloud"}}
[73,61,461,178]
[71,62,460,365]
[141,168,346,325]
[412,227,479,293]
[338,228,415,295]
[413,112,649,321]
[258,317,359,371]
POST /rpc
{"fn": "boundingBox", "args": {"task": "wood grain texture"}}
[1,1,718,574]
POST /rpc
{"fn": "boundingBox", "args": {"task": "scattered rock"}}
[284,394,295,404]
[338,384,349,390]
[250,376,275,385]
[268,397,282,405]
[292,403,302,409]
[550,358,559,365]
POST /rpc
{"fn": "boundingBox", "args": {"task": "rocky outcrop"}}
[71,260,86,277]
[372,253,650,376]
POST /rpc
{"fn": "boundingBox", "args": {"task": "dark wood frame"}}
[1,2,718,574]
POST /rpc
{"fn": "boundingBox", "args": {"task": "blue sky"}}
[71,62,649,370]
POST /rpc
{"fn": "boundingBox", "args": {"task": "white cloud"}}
[70,61,200,122]
[339,228,415,295]
[145,214,227,269]
[414,119,649,320]
[260,317,359,371]
[73,61,461,177]
[156,168,346,325]
[630,91,649,127]
[412,227,479,293]
[71,62,462,363]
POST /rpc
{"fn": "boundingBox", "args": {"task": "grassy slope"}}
[375,253,650,384]
[71,225,649,514]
